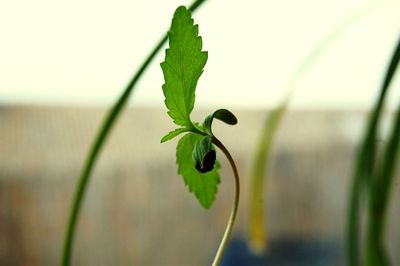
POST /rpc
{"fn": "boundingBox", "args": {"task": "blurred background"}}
[1,0,400,265]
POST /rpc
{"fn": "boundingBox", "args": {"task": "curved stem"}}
[211,136,240,266]
[61,1,208,265]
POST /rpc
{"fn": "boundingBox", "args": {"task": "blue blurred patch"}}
[219,237,344,266]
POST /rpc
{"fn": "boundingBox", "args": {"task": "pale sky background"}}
[0,0,399,109]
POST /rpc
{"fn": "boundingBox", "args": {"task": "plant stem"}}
[61,1,208,265]
[211,136,240,266]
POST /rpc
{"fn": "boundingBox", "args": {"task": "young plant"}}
[160,6,239,266]
[61,1,208,265]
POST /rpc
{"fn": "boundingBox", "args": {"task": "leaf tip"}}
[201,202,212,209]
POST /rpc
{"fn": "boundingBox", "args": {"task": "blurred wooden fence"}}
[0,106,399,265]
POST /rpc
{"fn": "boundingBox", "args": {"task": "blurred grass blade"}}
[248,104,286,252]
[363,35,400,266]
[365,105,400,266]
[247,2,378,252]
[61,1,208,265]
[347,34,400,266]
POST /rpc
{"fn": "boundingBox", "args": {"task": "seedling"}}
[160,6,239,266]
[61,1,208,265]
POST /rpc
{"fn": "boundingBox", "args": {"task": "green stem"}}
[211,136,240,266]
[61,1,208,265]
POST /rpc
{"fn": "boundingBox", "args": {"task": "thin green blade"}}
[248,104,286,251]
[362,34,400,266]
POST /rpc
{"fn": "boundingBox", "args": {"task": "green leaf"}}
[203,109,237,135]
[161,6,208,127]
[176,133,220,208]
[161,127,192,143]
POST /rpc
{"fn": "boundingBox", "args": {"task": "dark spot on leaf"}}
[195,150,216,173]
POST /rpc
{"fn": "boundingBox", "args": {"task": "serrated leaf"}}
[161,127,192,143]
[161,6,208,127]
[203,109,238,135]
[176,133,220,208]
